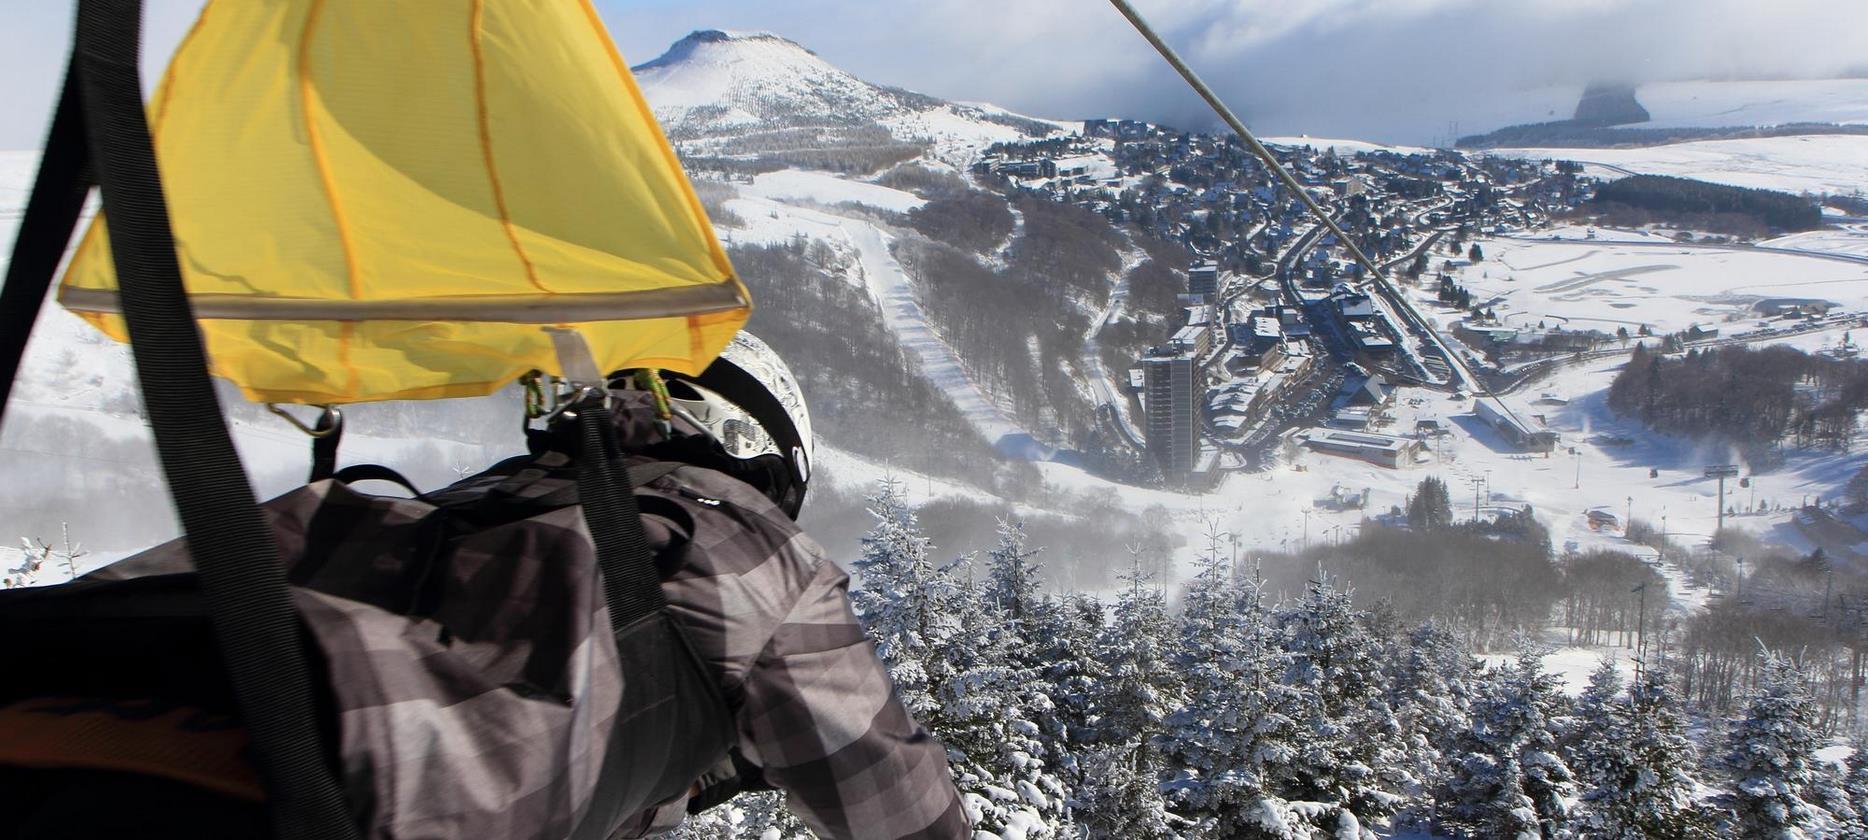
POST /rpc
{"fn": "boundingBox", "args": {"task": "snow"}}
[1491,134,1868,196]
[1457,79,1868,145]
[740,169,925,213]
[720,191,1027,450]
[1427,232,1868,336]
[1265,136,1434,156]
[632,29,1064,167]
[1626,79,1868,131]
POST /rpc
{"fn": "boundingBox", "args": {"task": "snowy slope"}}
[632,30,1063,166]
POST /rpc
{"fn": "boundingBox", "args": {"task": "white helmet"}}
[661,332,813,517]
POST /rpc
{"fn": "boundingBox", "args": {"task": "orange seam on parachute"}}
[68,2,214,290]
[296,0,362,397]
[338,321,360,400]
[296,0,359,300]
[470,0,547,294]
[151,1,215,132]
[574,0,737,285]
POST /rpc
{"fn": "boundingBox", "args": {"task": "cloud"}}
[602,0,1868,145]
[3,1,1862,149]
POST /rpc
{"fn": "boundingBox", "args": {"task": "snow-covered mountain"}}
[631,30,1066,165]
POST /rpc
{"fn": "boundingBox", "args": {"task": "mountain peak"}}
[632,28,819,73]
[630,28,1062,164]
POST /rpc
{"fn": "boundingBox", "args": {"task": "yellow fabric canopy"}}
[59,0,749,404]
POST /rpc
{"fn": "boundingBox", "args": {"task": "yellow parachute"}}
[58,0,749,404]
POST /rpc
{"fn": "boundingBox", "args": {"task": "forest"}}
[895,193,1126,443]
[680,478,1868,839]
[1607,342,1868,455]
[1584,174,1823,234]
[729,240,1033,493]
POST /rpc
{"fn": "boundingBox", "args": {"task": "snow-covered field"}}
[739,168,926,213]
[1627,79,1868,131]
[1492,134,1868,196]
[1419,229,1868,335]
[1263,136,1433,156]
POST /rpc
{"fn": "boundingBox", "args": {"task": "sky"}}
[2,1,1866,149]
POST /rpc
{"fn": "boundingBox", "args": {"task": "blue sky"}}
[3,1,1865,148]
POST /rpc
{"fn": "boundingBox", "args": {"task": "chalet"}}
[1345,373,1392,407]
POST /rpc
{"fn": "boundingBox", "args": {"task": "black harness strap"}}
[65,1,360,837]
[573,400,667,630]
[0,65,91,436]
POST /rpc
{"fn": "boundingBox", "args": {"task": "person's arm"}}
[736,559,971,840]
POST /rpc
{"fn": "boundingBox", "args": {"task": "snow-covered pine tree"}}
[1075,739,1180,839]
[987,518,1044,623]
[1436,647,1576,839]
[1840,732,1868,836]
[1712,650,1832,838]
[1384,620,1478,831]
[850,477,955,719]
[1269,572,1400,838]
[1162,537,1303,837]
[1076,548,1181,836]
[1570,663,1710,839]
[935,556,1072,838]
[1566,658,1626,788]
[1088,547,1182,746]
[1036,592,1109,807]
[673,790,812,840]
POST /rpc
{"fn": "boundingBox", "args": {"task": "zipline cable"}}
[1106,0,1498,398]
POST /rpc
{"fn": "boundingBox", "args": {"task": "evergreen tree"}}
[1570,664,1710,839]
[1469,243,1485,262]
[850,477,955,719]
[1270,573,1401,837]
[1163,543,1303,837]
[1407,476,1454,531]
[1078,549,1181,835]
[935,560,1072,838]
[1712,650,1831,838]
[1437,648,1576,839]
[1385,621,1477,832]
[987,518,1044,623]
[1075,740,1180,839]
[1841,733,1868,835]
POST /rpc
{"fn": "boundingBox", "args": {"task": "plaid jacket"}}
[95,393,968,840]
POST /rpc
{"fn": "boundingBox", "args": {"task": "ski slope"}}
[720,188,1034,454]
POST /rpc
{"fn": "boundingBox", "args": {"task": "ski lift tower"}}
[1704,464,1739,532]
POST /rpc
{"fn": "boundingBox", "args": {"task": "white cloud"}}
[4,0,1864,149]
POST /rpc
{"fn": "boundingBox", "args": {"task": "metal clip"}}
[539,385,603,425]
[267,404,342,438]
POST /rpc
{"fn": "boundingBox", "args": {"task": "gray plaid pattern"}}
[96,392,967,840]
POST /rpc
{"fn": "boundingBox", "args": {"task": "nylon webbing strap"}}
[574,401,668,631]
[69,1,359,837]
[0,65,92,437]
